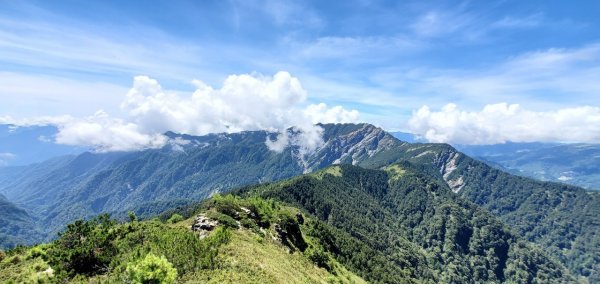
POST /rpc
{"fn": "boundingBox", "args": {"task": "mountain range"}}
[1,164,576,283]
[456,142,600,190]
[0,123,598,282]
[390,131,600,190]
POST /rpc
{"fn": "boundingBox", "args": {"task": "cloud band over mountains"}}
[3,72,599,149]
[409,103,600,145]
[1,72,359,152]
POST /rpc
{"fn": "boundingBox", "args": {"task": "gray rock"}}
[240,206,256,218]
[191,214,218,237]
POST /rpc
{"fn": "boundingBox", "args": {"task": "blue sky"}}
[1,0,600,147]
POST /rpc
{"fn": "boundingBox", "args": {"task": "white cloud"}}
[0,152,16,166]
[409,103,600,145]
[37,135,52,143]
[304,103,360,124]
[265,132,289,153]
[557,175,572,181]
[119,71,357,153]
[6,72,359,153]
[0,115,74,127]
[0,72,128,117]
[54,110,168,152]
[410,10,476,39]
[0,17,204,81]
[261,0,323,28]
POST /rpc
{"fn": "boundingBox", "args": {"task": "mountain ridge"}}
[0,123,598,281]
[241,163,575,282]
[0,164,575,283]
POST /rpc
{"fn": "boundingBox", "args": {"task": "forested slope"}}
[239,164,574,283]
[0,194,39,249]
[0,165,574,283]
[362,141,600,282]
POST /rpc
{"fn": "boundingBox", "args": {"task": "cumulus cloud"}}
[122,72,310,135]
[54,111,168,152]
[304,103,360,124]
[6,72,359,153]
[408,103,600,145]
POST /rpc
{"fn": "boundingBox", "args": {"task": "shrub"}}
[0,249,5,261]
[167,214,184,224]
[195,227,231,269]
[128,211,138,222]
[126,253,177,284]
[27,246,47,260]
[206,211,239,229]
[240,218,256,229]
[205,227,231,247]
[246,197,278,228]
[276,211,307,251]
[48,214,118,276]
[210,194,241,217]
[304,245,330,270]
[8,255,21,264]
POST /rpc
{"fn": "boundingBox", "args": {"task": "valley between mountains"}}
[0,123,598,283]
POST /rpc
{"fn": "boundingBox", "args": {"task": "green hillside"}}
[0,196,365,283]
[242,164,574,283]
[0,123,597,282]
[357,141,600,282]
[0,194,39,249]
[457,142,600,190]
[0,164,574,283]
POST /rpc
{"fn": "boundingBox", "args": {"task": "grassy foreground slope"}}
[184,230,364,284]
[0,195,364,283]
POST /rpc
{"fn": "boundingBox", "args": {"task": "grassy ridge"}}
[0,195,364,283]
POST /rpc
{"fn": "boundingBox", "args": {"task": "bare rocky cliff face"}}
[286,123,469,194]
[433,150,466,193]
[304,123,402,172]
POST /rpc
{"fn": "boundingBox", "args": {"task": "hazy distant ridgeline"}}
[390,131,600,190]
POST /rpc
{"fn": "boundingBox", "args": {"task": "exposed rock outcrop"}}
[434,149,466,193]
[191,214,218,238]
[305,124,399,172]
[240,207,256,219]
